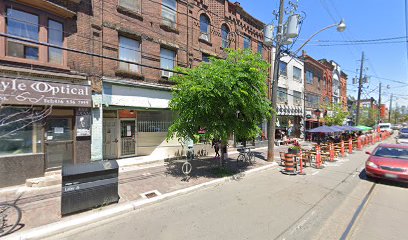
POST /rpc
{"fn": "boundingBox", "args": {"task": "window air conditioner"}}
[162,70,173,78]
[200,32,210,41]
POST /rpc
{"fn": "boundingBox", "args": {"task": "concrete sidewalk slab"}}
[4,162,278,240]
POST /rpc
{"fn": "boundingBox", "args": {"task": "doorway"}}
[45,117,73,169]
[103,119,118,159]
[120,120,136,156]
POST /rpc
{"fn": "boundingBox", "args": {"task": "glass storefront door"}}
[45,118,73,169]
[120,120,136,156]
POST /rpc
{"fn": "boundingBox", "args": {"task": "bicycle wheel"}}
[0,204,22,237]
[237,154,245,167]
[248,152,255,164]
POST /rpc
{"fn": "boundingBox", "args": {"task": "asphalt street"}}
[47,140,408,240]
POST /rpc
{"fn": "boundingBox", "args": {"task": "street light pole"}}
[267,0,285,162]
[266,17,346,162]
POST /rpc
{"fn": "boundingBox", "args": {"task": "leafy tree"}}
[167,49,272,161]
[359,108,377,126]
[321,103,349,126]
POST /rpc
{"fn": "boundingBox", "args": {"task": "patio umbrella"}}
[342,126,360,132]
[307,125,343,133]
[331,125,346,132]
[355,125,373,131]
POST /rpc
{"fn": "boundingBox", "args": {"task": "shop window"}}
[199,14,211,42]
[48,20,63,65]
[119,36,141,73]
[6,9,39,60]
[0,108,43,156]
[244,35,251,49]
[119,0,141,13]
[293,66,302,82]
[221,24,230,48]
[162,0,177,28]
[137,110,173,132]
[278,87,288,104]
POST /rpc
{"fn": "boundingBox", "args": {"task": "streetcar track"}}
[273,162,367,240]
[339,182,376,240]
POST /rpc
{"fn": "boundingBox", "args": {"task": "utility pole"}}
[389,94,393,122]
[267,0,285,162]
[378,82,382,123]
[355,51,365,125]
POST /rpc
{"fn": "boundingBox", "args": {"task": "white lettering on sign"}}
[0,78,91,107]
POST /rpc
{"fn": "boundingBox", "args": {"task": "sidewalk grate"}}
[140,190,162,199]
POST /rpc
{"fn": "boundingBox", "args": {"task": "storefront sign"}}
[0,78,91,107]
[306,114,312,119]
[76,108,91,136]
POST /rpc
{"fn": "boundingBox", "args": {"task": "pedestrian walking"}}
[212,139,220,159]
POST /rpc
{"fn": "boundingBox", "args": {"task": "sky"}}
[236,0,408,108]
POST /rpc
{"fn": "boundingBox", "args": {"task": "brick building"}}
[0,0,271,187]
[302,52,326,130]
[0,0,94,187]
[90,0,270,161]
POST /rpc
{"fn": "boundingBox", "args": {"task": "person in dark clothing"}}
[212,139,220,158]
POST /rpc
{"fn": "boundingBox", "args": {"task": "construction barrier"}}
[283,153,297,175]
[341,140,345,157]
[316,145,322,169]
[298,148,305,175]
[349,138,353,154]
[357,137,362,150]
[329,143,335,162]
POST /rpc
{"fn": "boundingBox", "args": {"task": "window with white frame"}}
[293,91,302,106]
[162,0,177,28]
[119,0,141,13]
[161,48,175,76]
[278,87,288,103]
[200,14,211,41]
[279,61,287,76]
[221,24,230,48]
[244,35,251,49]
[118,36,141,72]
[306,71,313,84]
[293,66,302,81]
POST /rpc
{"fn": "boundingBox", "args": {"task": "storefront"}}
[99,80,176,160]
[276,105,304,139]
[0,76,91,187]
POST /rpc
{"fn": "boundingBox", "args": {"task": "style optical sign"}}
[0,78,91,107]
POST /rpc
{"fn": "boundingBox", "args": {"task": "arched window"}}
[200,14,210,41]
[221,24,230,48]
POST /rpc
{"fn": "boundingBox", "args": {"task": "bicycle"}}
[236,147,255,166]
[0,197,22,237]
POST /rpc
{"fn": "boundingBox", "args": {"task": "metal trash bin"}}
[61,160,120,216]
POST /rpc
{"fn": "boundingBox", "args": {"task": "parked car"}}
[378,123,393,134]
[365,144,408,182]
[392,124,402,130]
[396,134,408,144]
[399,128,408,135]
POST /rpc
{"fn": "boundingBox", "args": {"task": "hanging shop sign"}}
[76,108,92,137]
[0,78,91,107]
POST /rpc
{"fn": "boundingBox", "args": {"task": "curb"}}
[6,162,278,240]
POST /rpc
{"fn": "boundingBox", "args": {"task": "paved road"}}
[48,140,408,240]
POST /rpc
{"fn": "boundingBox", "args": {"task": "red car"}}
[365,144,408,182]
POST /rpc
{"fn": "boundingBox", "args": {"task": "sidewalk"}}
[0,145,289,238]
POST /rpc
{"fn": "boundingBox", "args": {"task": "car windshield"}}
[380,125,389,129]
[400,128,408,133]
[374,147,408,160]
[400,134,408,139]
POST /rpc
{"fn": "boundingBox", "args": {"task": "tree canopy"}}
[322,103,349,126]
[167,49,272,143]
